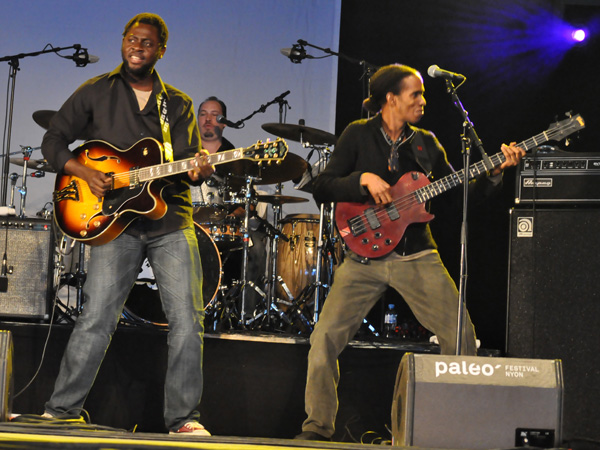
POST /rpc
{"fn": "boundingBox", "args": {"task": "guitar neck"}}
[415,127,562,203]
[135,147,244,182]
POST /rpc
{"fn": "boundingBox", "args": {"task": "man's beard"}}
[122,56,155,80]
[202,126,223,141]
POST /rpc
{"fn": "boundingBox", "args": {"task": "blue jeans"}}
[45,226,205,430]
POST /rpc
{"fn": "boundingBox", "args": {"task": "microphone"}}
[216,115,242,129]
[275,90,291,102]
[66,46,100,67]
[427,65,466,82]
[280,44,314,63]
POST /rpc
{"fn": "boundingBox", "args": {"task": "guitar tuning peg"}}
[565,110,573,118]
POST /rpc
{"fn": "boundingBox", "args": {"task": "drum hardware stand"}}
[259,181,297,331]
[13,145,36,218]
[291,145,335,325]
[56,238,87,316]
[8,173,18,213]
[73,241,87,314]
[52,233,87,320]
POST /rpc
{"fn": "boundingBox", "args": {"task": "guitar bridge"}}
[53,180,79,203]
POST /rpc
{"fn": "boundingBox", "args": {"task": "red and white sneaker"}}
[169,421,211,436]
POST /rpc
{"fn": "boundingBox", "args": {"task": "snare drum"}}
[124,223,222,326]
[190,175,228,223]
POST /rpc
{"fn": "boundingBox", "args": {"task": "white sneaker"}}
[169,421,211,436]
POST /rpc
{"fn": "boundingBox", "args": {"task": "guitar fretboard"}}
[415,123,576,203]
[136,148,245,182]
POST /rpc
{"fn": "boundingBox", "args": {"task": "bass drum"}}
[123,223,222,326]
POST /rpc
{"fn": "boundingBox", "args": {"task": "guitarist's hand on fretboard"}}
[360,172,392,204]
[188,149,215,182]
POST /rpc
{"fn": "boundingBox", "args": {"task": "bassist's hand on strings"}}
[189,148,215,182]
[64,158,111,198]
[491,142,526,176]
[361,172,392,205]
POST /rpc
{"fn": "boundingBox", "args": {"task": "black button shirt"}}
[42,64,202,237]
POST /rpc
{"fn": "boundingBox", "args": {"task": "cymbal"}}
[219,152,308,186]
[193,206,228,223]
[255,194,309,206]
[10,157,55,173]
[32,109,90,141]
[262,123,337,146]
[32,110,56,130]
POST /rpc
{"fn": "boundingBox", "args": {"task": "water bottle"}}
[384,304,398,338]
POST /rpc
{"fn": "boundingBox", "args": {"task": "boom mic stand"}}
[290,39,378,118]
[443,78,493,355]
[0,44,91,206]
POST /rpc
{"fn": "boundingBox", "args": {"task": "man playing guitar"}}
[41,13,214,436]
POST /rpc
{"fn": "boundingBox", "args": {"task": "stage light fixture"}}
[571,28,587,42]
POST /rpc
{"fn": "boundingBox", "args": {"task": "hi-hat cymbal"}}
[219,152,308,186]
[255,194,309,206]
[262,123,337,146]
[10,157,55,173]
[32,110,57,130]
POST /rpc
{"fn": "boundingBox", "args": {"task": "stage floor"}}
[0,423,391,450]
[4,322,438,444]
[0,322,584,449]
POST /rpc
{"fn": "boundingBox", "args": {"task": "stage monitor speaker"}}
[506,207,600,441]
[392,353,563,449]
[0,218,54,320]
[0,330,13,422]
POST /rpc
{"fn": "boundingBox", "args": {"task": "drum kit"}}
[185,121,341,334]
[15,110,342,335]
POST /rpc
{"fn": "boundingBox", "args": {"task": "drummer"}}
[197,96,268,318]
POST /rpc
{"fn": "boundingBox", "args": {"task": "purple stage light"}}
[571,28,587,42]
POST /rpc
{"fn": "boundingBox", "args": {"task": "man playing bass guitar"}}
[295,64,525,442]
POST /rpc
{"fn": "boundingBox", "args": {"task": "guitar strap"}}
[410,132,433,178]
[156,92,174,162]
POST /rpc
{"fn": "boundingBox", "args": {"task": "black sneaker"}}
[294,431,331,441]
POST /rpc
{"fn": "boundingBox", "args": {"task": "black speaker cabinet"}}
[507,208,600,441]
[0,330,13,421]
[392,353,563,449]
[0,218,54,320]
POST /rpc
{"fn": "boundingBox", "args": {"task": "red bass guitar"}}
[335,114,585,258]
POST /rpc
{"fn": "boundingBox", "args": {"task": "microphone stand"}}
[230,91,292,129]
[443,79,493,356]
[0,44,88,207]
[294,39,378,118]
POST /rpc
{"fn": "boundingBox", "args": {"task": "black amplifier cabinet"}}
[515,151,600,204]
